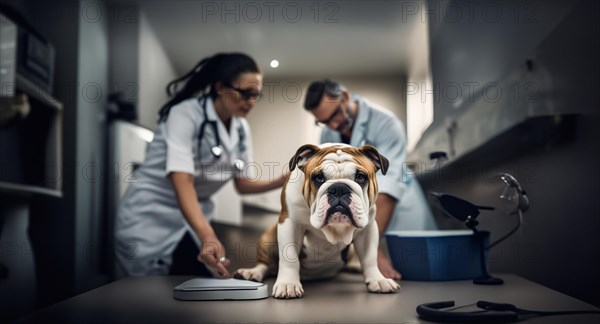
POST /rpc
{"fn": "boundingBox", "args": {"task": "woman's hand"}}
[234,171,290,194]
[197,233,231,278]
[275,172,289,187]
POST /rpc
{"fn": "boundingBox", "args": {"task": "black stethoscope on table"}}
[197,96,246,172]
[417,300,600,322]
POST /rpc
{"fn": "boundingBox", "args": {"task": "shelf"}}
[0,181,62,198]
[15,74,62,111]
[411,115,573,185]
[0,75,63,198]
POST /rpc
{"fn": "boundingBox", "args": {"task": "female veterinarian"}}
[115,53,285,278]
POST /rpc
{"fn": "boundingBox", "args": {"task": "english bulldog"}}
[235,143,401,298]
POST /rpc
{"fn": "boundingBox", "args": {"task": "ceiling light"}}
[270,60,279,68]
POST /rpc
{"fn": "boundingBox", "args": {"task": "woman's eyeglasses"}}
[224,82,263,101]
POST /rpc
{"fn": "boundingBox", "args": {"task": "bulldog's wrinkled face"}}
[289,143,389,244]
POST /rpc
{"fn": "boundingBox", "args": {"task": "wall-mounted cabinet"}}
[410,0,598,168]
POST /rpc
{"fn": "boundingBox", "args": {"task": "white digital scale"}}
[173,278,269,301]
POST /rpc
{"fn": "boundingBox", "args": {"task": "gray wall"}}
[107,5,178,131]
[413,0,600,306]
[75,0,110,293]
[137,11,177,131]
[108,2,139,105]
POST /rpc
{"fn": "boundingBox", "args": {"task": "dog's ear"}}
[358,145,389,175]
[289,144,320,171]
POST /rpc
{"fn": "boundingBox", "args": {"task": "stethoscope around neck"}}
[197,96,246,172]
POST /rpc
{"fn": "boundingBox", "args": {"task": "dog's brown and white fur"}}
[235,143,401,298]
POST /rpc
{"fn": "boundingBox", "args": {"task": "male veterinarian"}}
[303,79,437,279]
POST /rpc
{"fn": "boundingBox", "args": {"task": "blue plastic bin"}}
[385,230,490,281]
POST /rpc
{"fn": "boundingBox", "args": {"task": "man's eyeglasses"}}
[314,104,343,127]
[224,82,262,101]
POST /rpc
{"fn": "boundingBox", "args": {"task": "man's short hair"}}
[304,79,343,110]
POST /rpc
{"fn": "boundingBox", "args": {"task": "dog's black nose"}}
[326,183,355,225]
[328,183,351,198]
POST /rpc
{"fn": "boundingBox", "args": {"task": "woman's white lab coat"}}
[115,97,254,276]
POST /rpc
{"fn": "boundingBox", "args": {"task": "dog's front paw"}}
[234,264,268,282]
[366,278,401,294]
[272,280,304,299]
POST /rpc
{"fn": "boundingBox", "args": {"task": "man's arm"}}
[375,193,398,237]
[370,116,407,280]
[374,192,402,279]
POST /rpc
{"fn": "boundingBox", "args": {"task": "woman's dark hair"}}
[304,79,343,110]
[158,53,260,121]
